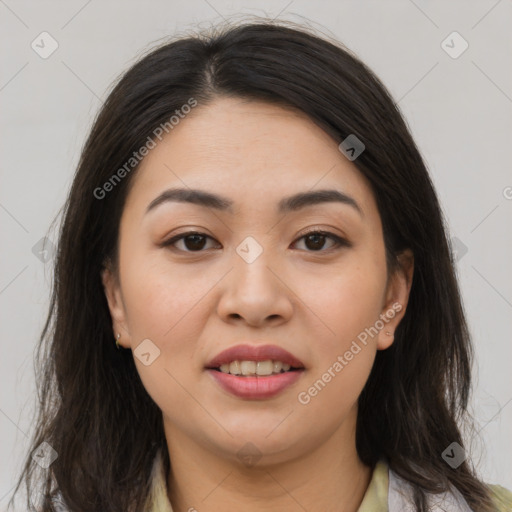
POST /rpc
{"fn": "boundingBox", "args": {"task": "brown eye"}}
[162,232,218,252]
[293,230,350,252]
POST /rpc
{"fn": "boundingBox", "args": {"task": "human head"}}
[10,19,495,512]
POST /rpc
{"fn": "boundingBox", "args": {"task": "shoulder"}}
[388,465,512,512]
[488,483,512,511]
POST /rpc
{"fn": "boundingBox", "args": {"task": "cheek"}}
[118,253,211,414]
[291,255,385,413]
[295,344,376,431]
[302,254,387,354]
[118,242,213,369]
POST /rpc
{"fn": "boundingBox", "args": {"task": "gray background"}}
[1,0,511,508]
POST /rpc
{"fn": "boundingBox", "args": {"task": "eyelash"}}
[161,229,351,254]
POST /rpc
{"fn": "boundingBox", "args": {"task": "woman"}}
[9,19,512,512]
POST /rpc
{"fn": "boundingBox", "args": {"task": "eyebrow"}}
[145,187,363,217]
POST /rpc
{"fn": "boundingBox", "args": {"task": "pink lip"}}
[206,368,305,400]
[205,344,305,369]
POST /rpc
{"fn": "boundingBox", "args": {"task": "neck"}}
[164,413,372,512]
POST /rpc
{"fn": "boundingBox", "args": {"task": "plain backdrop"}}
[1,0,511,509]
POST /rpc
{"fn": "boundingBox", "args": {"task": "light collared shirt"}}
[144,449,512,511]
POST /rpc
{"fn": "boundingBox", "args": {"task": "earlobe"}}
[376,249,414,350]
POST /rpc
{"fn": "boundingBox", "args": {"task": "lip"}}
[206,368,305,400]
[205,344,305,369]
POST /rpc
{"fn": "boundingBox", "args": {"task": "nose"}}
[216,248,294,328]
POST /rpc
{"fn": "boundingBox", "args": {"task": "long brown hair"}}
[8,19,497,511]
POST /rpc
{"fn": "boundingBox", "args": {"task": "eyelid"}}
[161,230,217,249]
[297,226,348,241]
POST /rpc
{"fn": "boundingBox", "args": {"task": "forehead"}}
[123,97,377,220]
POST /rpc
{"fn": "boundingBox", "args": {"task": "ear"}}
[101,261,132,349]
[376,249,414,350]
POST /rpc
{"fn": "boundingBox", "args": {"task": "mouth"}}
[204,344,306,400]
[205,343,305,371]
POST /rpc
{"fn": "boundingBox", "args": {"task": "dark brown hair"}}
[8,18,498,511]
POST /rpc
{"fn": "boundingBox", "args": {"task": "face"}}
[102,96,413,467]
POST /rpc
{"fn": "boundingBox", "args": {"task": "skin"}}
[102,96,414,512]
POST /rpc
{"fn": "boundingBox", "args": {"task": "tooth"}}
[240,360,257,376]
[219,360,295,376]
[229,361,242,375]
[256,360,274,376]
[273,361,283,373]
